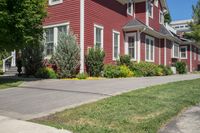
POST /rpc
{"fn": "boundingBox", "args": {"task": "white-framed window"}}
[125,33,136,60]
[145,36,155,62]
[154,0,158,7]
[113,30,120,60]
[172,43,179,58]
[148,2,153,18]
[49,0,63,6]
[44,23,69,56]
[180,46,187,59]
[127,0,133,16]
[94,24,104,49]
[159,11,164,24]
[198,49,200,61]
[194,47,197,60]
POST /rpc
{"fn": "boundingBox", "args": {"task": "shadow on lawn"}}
[0,76,44,84]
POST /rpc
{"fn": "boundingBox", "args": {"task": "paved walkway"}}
[159,105,200,133]
[0,115,71,133]
[0,74,200,120]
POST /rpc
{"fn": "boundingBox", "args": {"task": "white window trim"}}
[127,0,133,16]
[198,49,200,61]
[125,33,137,61]
[180,46,188,59]
[172,43,179,59]
[94,24,104,49]
[49,0,63,6]
[159,11,164,24]
[149,3,154,18]
[145,35,155,62]
[43,22,69,58]
[112,30,120,61]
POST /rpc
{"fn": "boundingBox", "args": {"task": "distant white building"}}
[170,19,193,34]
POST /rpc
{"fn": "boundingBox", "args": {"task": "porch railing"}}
[2,51,16,73]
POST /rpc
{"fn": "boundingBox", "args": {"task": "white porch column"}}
[2,59,5,72]
[80,0,85,73]
[137,30,141,63]
[11,50,16,67]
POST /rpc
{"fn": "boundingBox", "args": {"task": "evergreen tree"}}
[52,33,80,78]
[186,0,200,43]
[164,13,172,24]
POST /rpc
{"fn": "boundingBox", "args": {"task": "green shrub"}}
[76,73,88,80]
[130,62,158,77]
[155,67,164,76]
[35,67,57,79]
[119,65,134,77]
[85,47,105,77]
[104,65,133,78]
[0,69,3,75]
[21,41,44,76]
[117,55,131,66]
[103,65,121,78]
[175,61,187,74]
[52,33,80,78]
[159,65,173,75]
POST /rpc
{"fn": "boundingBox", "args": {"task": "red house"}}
[43,0,200,73]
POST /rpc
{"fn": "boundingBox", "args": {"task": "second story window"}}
[127,0,133,16]
[159,11,164,24]
[148,2,153,18]
[49,0,63,6]
[94,24,104,49]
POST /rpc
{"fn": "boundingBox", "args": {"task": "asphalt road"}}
[0,74,199,120]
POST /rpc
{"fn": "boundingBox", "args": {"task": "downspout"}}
[164,38,167,66]
[137,27,146,63]
[190,44,193,72]
[80,0,85,73]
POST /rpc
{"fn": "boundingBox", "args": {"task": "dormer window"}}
[159,11,164,24]
[154,0,158,7]
[148,2,153,18]
[49,0,63,6]
[127,0,133,16]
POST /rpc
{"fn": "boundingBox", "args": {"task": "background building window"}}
[113,31,120,60]
[145,36,154,62]
[94,25,104,49]
[180,46,187,59]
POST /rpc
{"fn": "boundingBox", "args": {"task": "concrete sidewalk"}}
[0,115,71,133]
[159,105,200,133]
[0,74,200,120]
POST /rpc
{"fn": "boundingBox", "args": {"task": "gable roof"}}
[123,19,146,29]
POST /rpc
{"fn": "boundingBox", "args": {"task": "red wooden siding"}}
[135,2,146,24]
[85,0,133,64]
[43,0,81,42]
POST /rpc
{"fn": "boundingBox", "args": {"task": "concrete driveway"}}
[0,74,200,120]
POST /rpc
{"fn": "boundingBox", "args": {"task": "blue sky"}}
[167,0,198,21]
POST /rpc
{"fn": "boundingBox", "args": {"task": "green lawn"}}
[32,79,200,133]
[0,79,22,90]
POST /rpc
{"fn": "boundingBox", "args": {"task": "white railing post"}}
[3,59,5,73]
[11,50,16,67]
